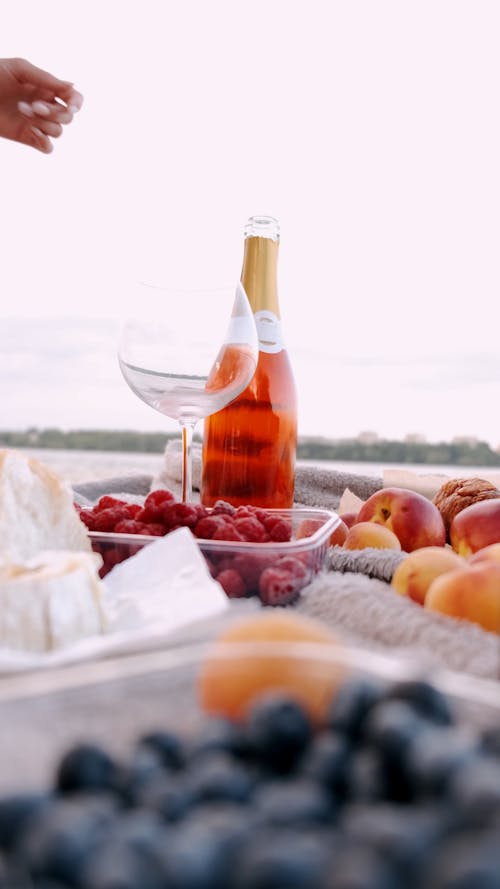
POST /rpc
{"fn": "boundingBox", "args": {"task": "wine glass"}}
[117,283,258,502]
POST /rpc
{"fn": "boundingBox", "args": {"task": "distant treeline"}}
[1,428,500,467]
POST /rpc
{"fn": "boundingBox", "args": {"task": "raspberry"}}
[135,506,164,524]
[269,519,292,542]
[211,500,236,516]
[162,502,199,531]
[124,503,142,518]
[216,568,247,598]
[114,519,165,536]
[259,567,303,606]
[95,496,128,512]
[193,515,232,539]
[212,525,245,541]
[143,523,168,536]
[93,507,130,532]
[234,506,258,520]
[233,517,269,543]
[144,489,177,509]
[79,509,97,531]
[274,555,309,580]
[232,553,275,592]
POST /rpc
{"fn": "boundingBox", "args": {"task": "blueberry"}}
[79,810,168,889]
[327,677,385,741]
[118,758,166,807]
[341,802,446,886]
[188,718,252,762]
[384,679,454,727]
[448,758,500,826]
[0,792,52,851]
[245,694,312,773]
[424,832,500,888]
[363,700,430,760]
[301,731,351,798]
[162,803,253,889]
[404,727,479,798]
[55,743,122,795]
[346,748,386,803]
[15,795,117,883]
[252,778,334,827]
[185,752,255,805]
[480,726,500,759]
[136,730,185,770]
[233,828,333,889]
[137,772,195,822]
[321,841,400,889]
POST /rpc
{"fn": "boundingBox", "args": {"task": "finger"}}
[32,119,63,139]
[31,101,74,125]
[18,101,73,126]
[30,126,53,154]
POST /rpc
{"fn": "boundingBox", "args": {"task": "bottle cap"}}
[244,215,280,241]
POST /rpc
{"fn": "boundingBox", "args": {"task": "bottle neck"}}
[241,236,280,318]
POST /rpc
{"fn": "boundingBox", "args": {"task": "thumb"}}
[12,57,75,100]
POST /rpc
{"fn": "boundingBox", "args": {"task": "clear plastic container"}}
[88,507,341,599]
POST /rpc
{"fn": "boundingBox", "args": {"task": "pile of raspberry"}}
[78,490,313,606]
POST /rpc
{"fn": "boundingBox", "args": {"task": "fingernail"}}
[31,126,44,138]
[32,101,51,116]
[18,101,33,117]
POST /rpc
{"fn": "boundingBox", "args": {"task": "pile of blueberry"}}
[1,676,500,887]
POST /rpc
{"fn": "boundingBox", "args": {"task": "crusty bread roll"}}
[0,551,107,652]
[0,449,90,561]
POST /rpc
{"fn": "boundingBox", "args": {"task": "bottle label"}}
[254,310,283,354]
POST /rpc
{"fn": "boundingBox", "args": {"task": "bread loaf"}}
[0,449,90,560]
[0,551,107,652]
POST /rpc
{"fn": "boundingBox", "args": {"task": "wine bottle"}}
[201,215,298,508]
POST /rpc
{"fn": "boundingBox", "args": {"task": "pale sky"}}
[1,1,499,447]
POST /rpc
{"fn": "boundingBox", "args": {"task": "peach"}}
[425,562,500,633]
[391,546,466,606]
[356,487,446,553]
[198,611,345,723]
[450,499,500,556]
[468,543,500,566]
[343,521,401,551]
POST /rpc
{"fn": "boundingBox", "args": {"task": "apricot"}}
[391,546,466,606]
[198,611,345,724]
[425,563,500,633]
[343,522,401,551]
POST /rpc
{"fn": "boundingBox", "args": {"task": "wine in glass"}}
[118,283,258,502]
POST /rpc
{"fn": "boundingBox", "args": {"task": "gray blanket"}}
[73,456,500,682]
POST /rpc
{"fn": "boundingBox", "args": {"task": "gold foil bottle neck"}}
[241,215,280,317]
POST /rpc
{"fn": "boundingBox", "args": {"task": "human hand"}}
[0,57,83,154]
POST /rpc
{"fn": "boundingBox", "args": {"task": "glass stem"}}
[180,421,196,503]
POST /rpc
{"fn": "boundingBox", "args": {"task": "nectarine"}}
[343,521,401,551]
[450,499,500,556]
[468,543,500,566]
[425,563,500,633]
[391,546,465,606]
[356,487,446,552]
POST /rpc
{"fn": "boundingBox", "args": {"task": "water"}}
[14,447,500,486]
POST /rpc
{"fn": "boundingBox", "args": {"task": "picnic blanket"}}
[73,445,500,682]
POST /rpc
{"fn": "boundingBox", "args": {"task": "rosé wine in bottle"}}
[201,215,297,508]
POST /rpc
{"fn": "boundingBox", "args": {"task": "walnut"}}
[433,477,500,539]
